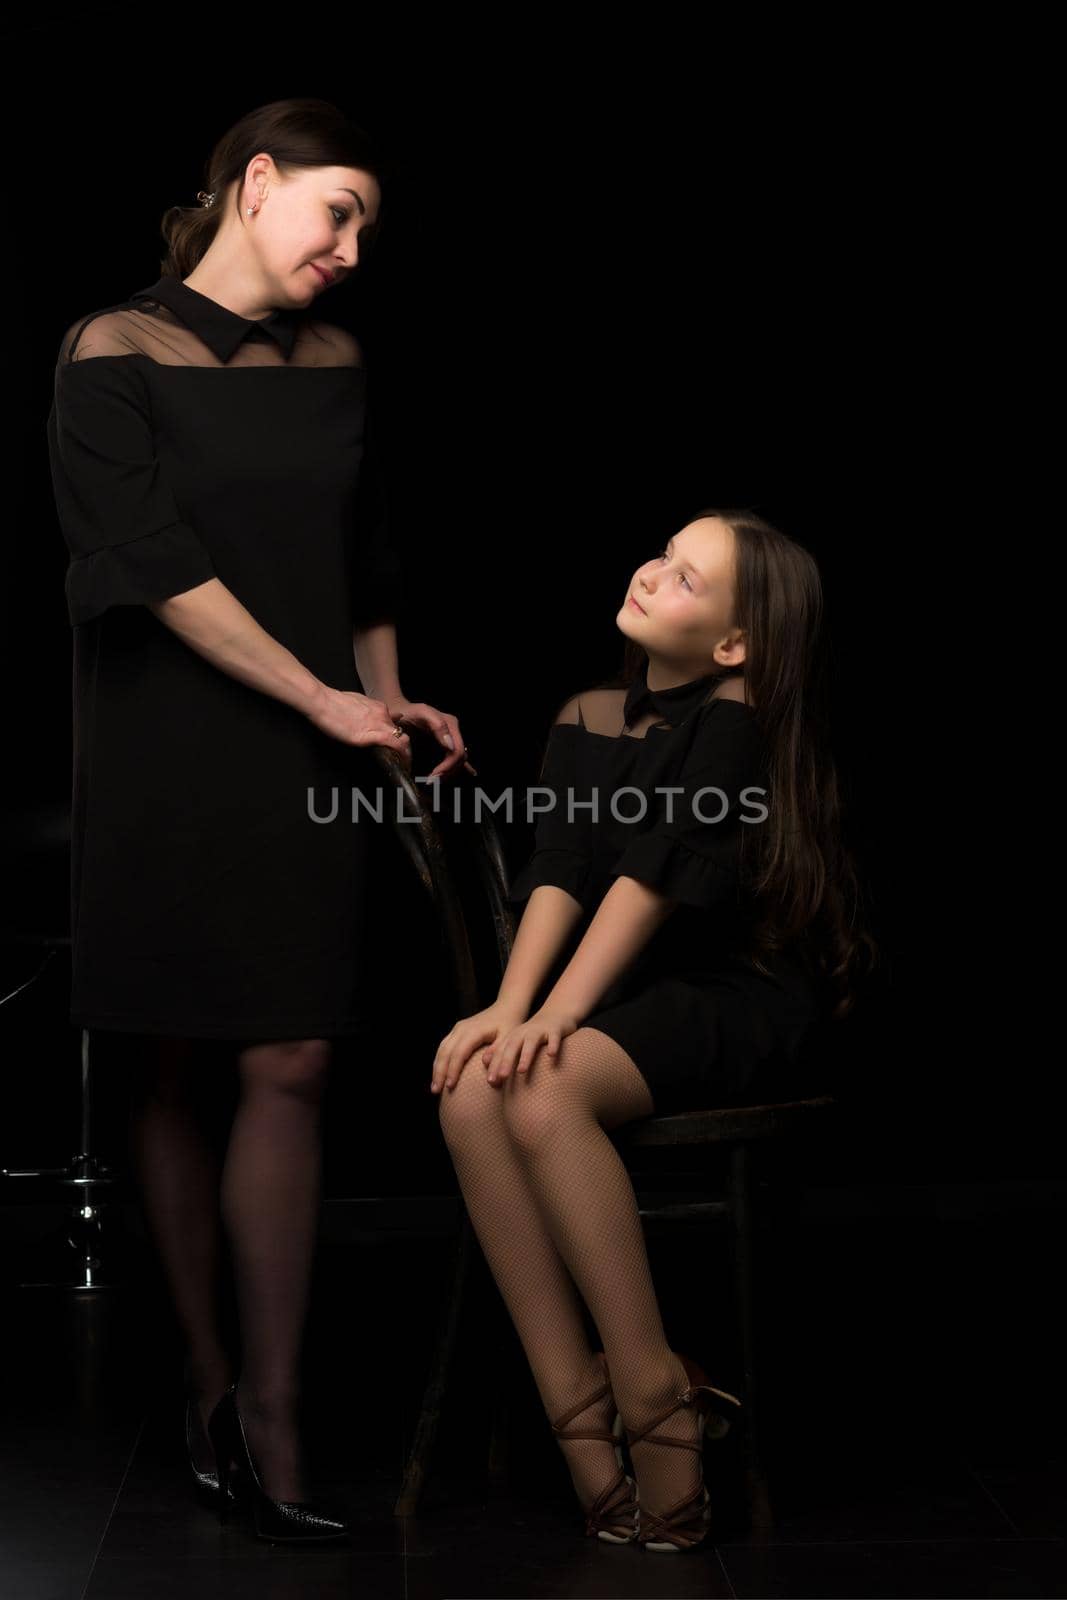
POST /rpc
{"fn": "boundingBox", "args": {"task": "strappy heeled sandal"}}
[626,1353,742,1553]
[549,1351,640,1543]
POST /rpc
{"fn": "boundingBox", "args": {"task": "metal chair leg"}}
[2,1026,122,1289]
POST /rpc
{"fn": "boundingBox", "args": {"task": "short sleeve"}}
[609,706,768,911]
[47,351,217,627]
[349,379,404,627]
[507,701,594,911]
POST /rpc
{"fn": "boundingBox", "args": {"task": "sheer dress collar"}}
[129,276,300,363]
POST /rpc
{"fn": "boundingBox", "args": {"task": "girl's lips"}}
[628,594,646,614]
[310,265,329,287]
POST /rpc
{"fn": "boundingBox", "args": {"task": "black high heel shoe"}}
[185,1394,237,1508]
[207,1382,350,1544]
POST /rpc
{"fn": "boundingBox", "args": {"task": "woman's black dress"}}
[45,276,403,1040]
[507,667,825,1113]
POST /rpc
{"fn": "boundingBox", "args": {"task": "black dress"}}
[46,276,404,1040]
[506,667,825,1113]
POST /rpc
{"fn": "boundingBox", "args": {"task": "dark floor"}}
[1,1187,1065,1599]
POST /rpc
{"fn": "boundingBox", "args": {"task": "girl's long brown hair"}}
[158,97,389,280]
[601,507,883,1022]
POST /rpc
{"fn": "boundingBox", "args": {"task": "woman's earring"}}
[247,205,257,215]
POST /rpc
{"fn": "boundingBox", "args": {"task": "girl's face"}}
[617,516,746,676]
[247,160,382,304]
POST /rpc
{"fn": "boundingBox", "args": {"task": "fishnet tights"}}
[439,1026,705,1530]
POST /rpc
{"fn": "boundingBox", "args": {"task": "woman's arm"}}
[149,579,328,716]
[147,585,403,752]
[148,581,405,758]
[352,618,403,703]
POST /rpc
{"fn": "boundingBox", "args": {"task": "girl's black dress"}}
[507,668,825,1113]
[46,276,403,1040]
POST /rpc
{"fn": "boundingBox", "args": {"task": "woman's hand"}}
[384,696,477,780]
[306,686,413,764]
[431,1001,528,1094]
[483,1007,580,1085]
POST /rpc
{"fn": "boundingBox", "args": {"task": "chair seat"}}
[615,1094,837,1146]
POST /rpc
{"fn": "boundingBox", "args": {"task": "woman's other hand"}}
[484,1007,580,1085]
[431,1002,528,1094]
[384,696,476,780]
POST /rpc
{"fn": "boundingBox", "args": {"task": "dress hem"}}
[70,1010,375,1041]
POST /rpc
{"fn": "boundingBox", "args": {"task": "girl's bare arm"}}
[496,885,587,1014]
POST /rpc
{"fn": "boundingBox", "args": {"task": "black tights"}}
[126,1035,330,1501]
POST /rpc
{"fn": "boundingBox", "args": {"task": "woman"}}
[432,509,879,1552]
[45,98,470,1543]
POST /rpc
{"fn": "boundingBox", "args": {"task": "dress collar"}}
[623,661,722,729]
[129,275,300,363]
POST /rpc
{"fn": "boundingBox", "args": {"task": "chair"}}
[611,1095,838,1533]
[366,749,515,1516]
[373,751,839,1533]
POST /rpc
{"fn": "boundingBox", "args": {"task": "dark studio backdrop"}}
[1,41,1031,1212]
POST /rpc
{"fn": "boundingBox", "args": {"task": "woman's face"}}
[247,160,382,304]
[617,516,746,673]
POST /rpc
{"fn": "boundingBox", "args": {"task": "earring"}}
[247,205,256,215]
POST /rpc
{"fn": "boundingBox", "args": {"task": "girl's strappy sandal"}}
[626,1353,742,1553]
[549,1351,640,1544]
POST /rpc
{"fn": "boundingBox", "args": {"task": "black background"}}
[2,33,1022,1192]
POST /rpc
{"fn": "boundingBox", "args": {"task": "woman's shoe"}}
[182,1356,239,1509]
[185,1394,237,1509]
[206,1382,350,1544]
[549,1351,639,1544]
[626,1353,742,1553]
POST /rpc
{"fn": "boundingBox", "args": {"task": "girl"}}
[46,98,471,1543]
[431,508,877,1552]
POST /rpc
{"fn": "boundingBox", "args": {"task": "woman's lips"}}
[310,264,330,287]
[628,594,646,615]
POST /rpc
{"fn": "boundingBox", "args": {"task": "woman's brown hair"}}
[159,97,390,280]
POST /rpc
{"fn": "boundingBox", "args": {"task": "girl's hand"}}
[384,696,477,780]
[484,1008,580,1085]
[431,1001,528,1094]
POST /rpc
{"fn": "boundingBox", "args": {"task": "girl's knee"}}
[438,1060,502,1146]
[236,1037,332,1099]
[500,1075,573,1156]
